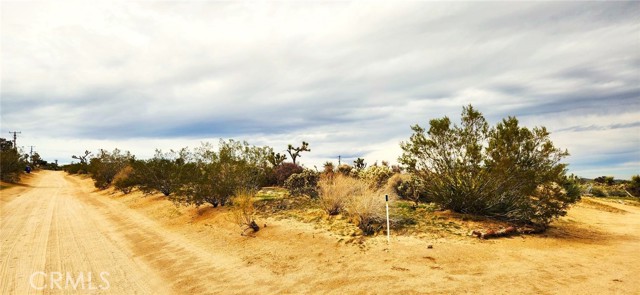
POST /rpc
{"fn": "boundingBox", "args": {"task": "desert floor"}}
[1,170,638,294]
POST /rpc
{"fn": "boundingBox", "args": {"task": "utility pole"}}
[338,155,341,166]
[8,131,21,149]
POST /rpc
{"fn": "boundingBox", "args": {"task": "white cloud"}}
[1,1,638,178]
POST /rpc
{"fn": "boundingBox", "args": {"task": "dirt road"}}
[0,171,275,294]
[1,171,639,294]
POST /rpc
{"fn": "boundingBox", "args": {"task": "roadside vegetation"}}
[0,137,60,183]
[59,105,640,238]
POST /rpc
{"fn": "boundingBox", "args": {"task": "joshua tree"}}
[72,150,92,165]
[287,141,310,165]
[354,158,367,171]
[268,152,287,167]
[72,150,92,173]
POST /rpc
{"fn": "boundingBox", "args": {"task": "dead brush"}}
[345,187,389,235]
[318,174,366,215]
[231,190,260,235]
[332,176,395,235]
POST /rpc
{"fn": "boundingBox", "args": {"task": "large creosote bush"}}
[178,140,271,207]
[88,148,134,189]
[399,105,580,227]
[134,148,191,197]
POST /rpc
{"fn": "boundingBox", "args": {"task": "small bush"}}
[388,174,429,205]
[323,161,335,175]
[358,165,395,189]
[89,149,133,189]
[113,165,137,194]
[594,176,615,186]
[231,190,260,235]
[591,187,607,197]
[274,163,303,186]
[627,175,640,197]
[284,170,319,198]
[607,189,628,197]
[337,164,353,176]
[64,163,84,175]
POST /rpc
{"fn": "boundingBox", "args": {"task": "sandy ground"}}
[1,171,639,294]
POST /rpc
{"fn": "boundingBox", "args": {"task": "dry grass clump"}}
[318,175,366,215]
[231,190,260,235]
[319,174,393,235]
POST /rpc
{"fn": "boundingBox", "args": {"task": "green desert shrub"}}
[64,163,84,175]
[388,174,429,206]
[399,105,580,227]
[0,144,27,183]
[88,148,134,189]
[607,189,627,197]
[627,175,640,197]
[594,176,615,186]
[358,165,395,190]
[591,187,607,197]
[178,140,271,207]
[113,165,137,194]
[284,169,319,198]
[134,148,191,197]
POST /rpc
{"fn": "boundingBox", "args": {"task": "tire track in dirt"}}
[1,172,168,294]
[68,176,274,294]
[2,171,275,294]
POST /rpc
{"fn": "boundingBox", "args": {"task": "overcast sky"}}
[1,1,638,178]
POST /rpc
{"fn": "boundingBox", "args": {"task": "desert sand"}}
[1,170,639,294]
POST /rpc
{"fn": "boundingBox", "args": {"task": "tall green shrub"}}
[135,148,191,197]
[399,105,580,227]
[0,139,27,182]
[88,148,134,189]
[178,140,272,207]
